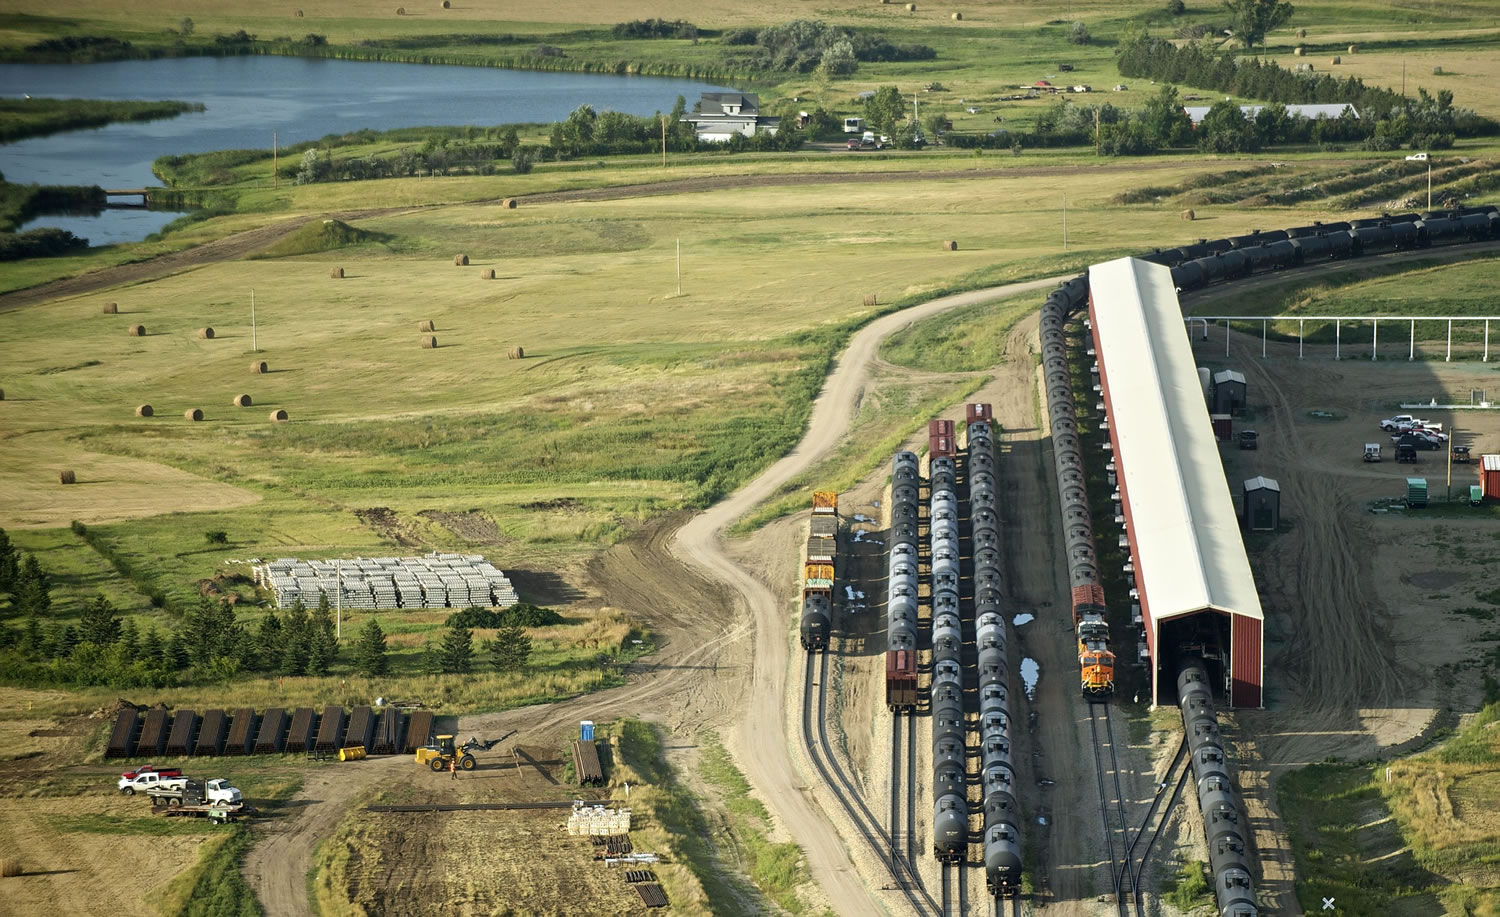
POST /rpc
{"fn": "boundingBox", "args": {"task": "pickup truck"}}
[147,778,242,807]
[119,772,187,795]
[1380,414,1432,432]
[120,765,182,781]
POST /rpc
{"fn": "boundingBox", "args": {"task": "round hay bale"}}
[198,327,215,339]
[330,266,344,279]
[129,324,145,337]
[1181,209,1195,221]
[295,8,304,16]
[422,335,438,349]
[102,302,118,314]
[135,404,153,417]
[233,394,252,407]
[501,198,517,209]
[1293,46,1305,56]
[442,0,451,6]
[863,293,878,306]
[453,253,469,266]
[251,360,268,374]
[418,320,436,332]
[396,6,405,13]
[59,470,76,485]
[1296,28,1306,38]
[480,268,496,279]
[1348,44,1358,54]
[952,11,962,19]
[1433,65,1444,75]
[905,1,916,9]
[507,346,525,360]
[0,387,4,400]
[269,409,289,422]
[941,240,958,251]
[184,408,203,421]
[1331,55,1341,65]
[0,858,21,878]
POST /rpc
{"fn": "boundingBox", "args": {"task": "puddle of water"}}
[853,529,865,543]
[1012,613,1034,626]
[854,513,873,522]
[1020,658,1040,700]
[845,585,858,601]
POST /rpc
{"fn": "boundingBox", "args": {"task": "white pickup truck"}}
[118,771,187,795]
[1379,414,1429,431]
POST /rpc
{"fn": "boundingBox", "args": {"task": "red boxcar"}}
[1070,584,1107,623]
[885,650,917,711]
[928,419,955,438]
[966,403,993,424]
[929,434,956,458]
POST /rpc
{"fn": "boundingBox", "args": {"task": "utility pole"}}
[676,238,682,295]
[1094,106,1100,156]
[660,116,667,167]
[1428,157,1433,210]
[1062,194,1068,251]
[272,132,277,188]
[1402,61,1407,97]
[251,288,257,352]
[335,559,342,641]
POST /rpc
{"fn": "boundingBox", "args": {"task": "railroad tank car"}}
[799,594,830,651]
[934,795,968,860]
[1226,228,1289,249]
[984,822,1023,895]
[933,613,962,655]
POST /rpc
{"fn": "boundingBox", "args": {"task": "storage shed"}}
[1213,370,1248,415]
[1242,476,1281,531]
[1482,455,1500,499]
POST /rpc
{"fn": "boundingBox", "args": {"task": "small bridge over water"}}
[103,188,154,207]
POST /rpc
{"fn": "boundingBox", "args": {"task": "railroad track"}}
[1121,736,1189,908]
[802,652,938,916]
[1088,703,1135,917]
[907,712,918,868]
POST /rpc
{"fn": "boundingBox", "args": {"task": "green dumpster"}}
[1406,477,1428,508]
[1471,485,1485,507]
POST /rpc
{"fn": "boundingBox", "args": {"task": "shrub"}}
[1068,21,1091,45]
[1166,0,1186,13]
[446,603,564,629]
[204,530,228,545]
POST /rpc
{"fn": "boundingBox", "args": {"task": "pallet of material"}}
[135,708,170,757]
[809,515,838,539]
[314,705,346,750]
[105,709,141,758]
[165,710,199,756]
[286,707,317,753]
[195,709,228,756]
[402,710,434,753]
[572,739,604,786]
[624,870,656,884]
[225,707,258,756]
[635,884,668,908]
[254,707,289,754]
[370,709,405,755]
[344,705,375,749]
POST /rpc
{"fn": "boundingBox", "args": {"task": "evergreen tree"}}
[56,624,79,659]
[281,600,310,675]
[0,527,18,594]
[185,595,245,661]
[16,555,50,618]
[439,623,474,674]
[141,626,164,664]
[308,600,338,676]
[21,615,43,655]
[79,594,122,647]
[166,632,189,670]
[489,623,533,672]
[255,610,284,672]
[118,618,140,661]
[355,619,389,677]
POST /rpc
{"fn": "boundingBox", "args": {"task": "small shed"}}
[1213,370,1248,415]
[1211,413,1232,442]
[1482,455,1500,499]
[1242,476,1280,531]
[1407,477,1429,508]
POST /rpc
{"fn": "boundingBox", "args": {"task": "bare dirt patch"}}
[352,506,425,548]
[416,508,507,545]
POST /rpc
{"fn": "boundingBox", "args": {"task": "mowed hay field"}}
[0,164,1316,608]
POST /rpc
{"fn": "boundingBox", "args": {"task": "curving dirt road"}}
[670,276,1062,916]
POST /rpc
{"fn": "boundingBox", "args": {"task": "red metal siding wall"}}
[1231,615,1264,708]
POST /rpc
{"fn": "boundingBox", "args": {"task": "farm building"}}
[1087,256,1265,708]
[1182,103,1359,125]
[1482,454,1500,499]
[1213,370,1247,415]
[1242,477,1281,532]
[681,92,780,142]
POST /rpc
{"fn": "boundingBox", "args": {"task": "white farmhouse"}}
[681,92,781,142]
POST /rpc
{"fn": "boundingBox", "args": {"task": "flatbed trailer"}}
[153,801,255,824]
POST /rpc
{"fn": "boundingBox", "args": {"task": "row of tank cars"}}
[1147,205,1500,292]
[1179,663,1258,917]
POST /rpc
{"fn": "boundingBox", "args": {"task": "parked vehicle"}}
[1238,430,1258,450]
[119,772,187,795]
[120,765,182,781]
[1380,414,1431,431]
[1363,443,1381,462]
[1397,442,1419,463]
[147,778,242,806]
[1453,445,1472,463]
[1394,431,1443,450]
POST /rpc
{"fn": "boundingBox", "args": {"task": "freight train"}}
[967,412,1023,898]
[1178,661,1258,917]
[886,454,920,709]
[800,491,838,652]
[929,434,966,862]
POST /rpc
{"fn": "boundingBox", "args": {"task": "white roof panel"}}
[1088,257,1263,624]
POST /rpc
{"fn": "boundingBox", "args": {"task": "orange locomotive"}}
[1072,584,1115,698]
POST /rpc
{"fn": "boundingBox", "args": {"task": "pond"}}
[0,56,732,244]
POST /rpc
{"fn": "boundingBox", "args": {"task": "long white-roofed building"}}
[1087,257,1264,707]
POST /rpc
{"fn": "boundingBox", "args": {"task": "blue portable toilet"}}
[580,720,595,742]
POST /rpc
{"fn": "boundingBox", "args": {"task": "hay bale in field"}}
[442,0,451,7]
[1296,28,1306,38]
[453,253,469,266]
[501,198,517,208]
[295,8,304,16]
[1347,44,1358,54]
[0,859,20,878]
[418,320,436,332]
[0,387,4,400]
[233,394,252,407]
[422,335,438,349]
[135,404,153,417]
[941,240,958,251]
[1181,209,1195,221]
[129,324,145,337]
[905,2,916,9]
[1331,55,1341,65]
[863,293,878,306]
[952,11,962,20]
[1433,65,1444,75]
[480,268,496,279]
[198,327,215,339]
[507,346,525,359]
[1293,46,1305,56]
[251,360,268,374]
[59,470,76,485]
[102,302,118,314]
[269,409,289,422]
[330,267,344,278]
[184,408,203,421]
[396,6,405,13]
